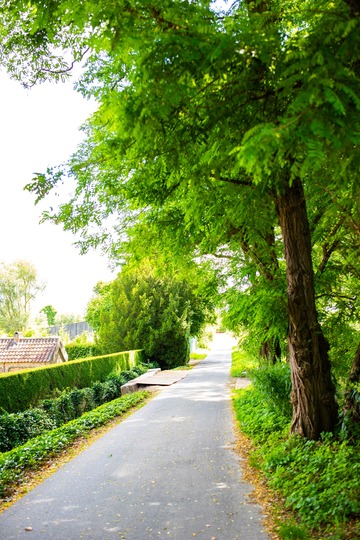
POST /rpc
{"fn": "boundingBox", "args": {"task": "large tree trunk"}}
[276,177,338,439]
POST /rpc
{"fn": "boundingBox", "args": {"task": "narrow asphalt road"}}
[0,334,269,540]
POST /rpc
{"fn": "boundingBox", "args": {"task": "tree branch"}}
[316,292,357,301]
[318,217,345,274]
[210,174,252,187]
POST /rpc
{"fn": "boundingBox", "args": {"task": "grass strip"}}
[231,347,360,539]
[0,391,150,496]
[230,348,257,378]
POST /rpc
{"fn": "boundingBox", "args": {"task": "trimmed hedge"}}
[65,344,102,360]
[0,350,146,414]
[0,391,150,497]
[0,365,149,452]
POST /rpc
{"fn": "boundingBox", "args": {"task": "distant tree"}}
[55,312,83,326]
[40,304,57,327]
[86,261,216,369]
[85,282,112,332]
[0,260,45,334]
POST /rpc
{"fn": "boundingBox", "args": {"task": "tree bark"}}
[259,335,282,364]
[276,177,338,439]
[344,342,360,425]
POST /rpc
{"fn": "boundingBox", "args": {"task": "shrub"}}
[233,386,290,445]
[0,409,56,452]
[232,350,360,536]
[65,344,102,360]
[231,348,258,378]
[251,362,292,419]
[0,391,150,497]
[0,364,151,451]
[88,264,215,370]
[264,434,360,530]
[0,349,146,413]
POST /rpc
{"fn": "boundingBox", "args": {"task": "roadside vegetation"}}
[0,365,152,452]
[0,391,150,504]
[232,348,360,540]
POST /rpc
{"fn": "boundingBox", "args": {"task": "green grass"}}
[230,348,258,378]
[190,352,208,360]
[172,365,193,370]
[171,352,208,371]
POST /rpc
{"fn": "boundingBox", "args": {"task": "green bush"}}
[0,391,149,497]
[0,349,146,413]
[0,364,149,452]
[87,265,215,370]
[231,348,258,378]
[197,327,214,349]
[264,434,360,530]
[233,386,290,445]
[65,343,102,360]
[0,409,56,452]
[251,363,292,419]
[232,352,360,536]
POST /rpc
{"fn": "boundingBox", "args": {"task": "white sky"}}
[0,72,116,318]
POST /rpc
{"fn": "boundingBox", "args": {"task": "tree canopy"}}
[0,260,45,334]
[1,0,360,438]
[86,259,217,369]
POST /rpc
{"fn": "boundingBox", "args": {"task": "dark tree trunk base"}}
[276,177,338,440]
[259,337,282,364]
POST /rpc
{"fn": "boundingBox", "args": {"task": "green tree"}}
[0,260,45,334]
[2,0,360,438]
[40,305,57,327]
[55,312,82,326]
[87,261,215,369]
[85,282,112,333]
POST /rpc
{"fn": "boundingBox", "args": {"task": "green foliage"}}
[232,348,360,536]
[0,391,149,497]
[233,386,290,445]
[88,262,215,370]
[231,348,293,427]
[0,364,148,452]
[40,305,57,327]
[2,0,360,435]
[264,434,360,530]
[54,312,83,326]
[276,521,309,540]
[222,234,288,360]
[0,408,56,453]
[251,363,292,419]
[231,348,258,378]
[322,317,360,392]
[197,327,214,349]
[190,353,207,361]
[0,260,45,333]
[0,349,145,413]
[65,343,101,360]
[85,281,112,332]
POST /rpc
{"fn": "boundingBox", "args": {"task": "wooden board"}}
[136,370,189,386]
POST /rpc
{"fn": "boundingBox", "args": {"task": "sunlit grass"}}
[231,348,258,377]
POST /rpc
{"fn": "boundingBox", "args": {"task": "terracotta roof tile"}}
[0,337,61,364]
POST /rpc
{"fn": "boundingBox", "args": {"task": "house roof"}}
[0,337,65,364]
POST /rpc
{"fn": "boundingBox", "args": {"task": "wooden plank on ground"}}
[136,370,189,386]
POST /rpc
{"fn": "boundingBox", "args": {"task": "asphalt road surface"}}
[0,334,269,540]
